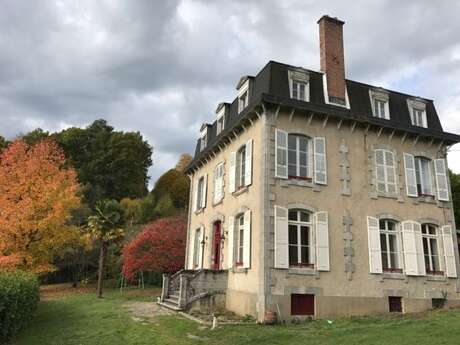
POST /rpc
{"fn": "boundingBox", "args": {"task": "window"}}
[289,70,310,102]
[422,224,441,275]
[291,294,315,316]
[288,134,312,179]
[200,133,207,151]
[414,157,433,196]
[193,228,202,269]
[236,145,246,189]
[410,108,427,128]
[213,162,224,203]
[196,176,205,210]
[236,215,245,265]
[375,149,397,194]
[379,219,401,273]
[216,114,225,135]
[388,296,402,313]
[288,210,312,268]
[373,98,388,119]
[291,80,308,101]
[238,90,248,113]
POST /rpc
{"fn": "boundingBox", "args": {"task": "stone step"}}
[168,294,179,301]
[158,300,182,311]
[165,297,180,305]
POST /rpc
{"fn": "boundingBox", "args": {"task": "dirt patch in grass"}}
[40,283,94,301]
[123,301,172,321]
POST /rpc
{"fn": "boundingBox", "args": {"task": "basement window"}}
[388,296,402,313]
[291,294,315,316]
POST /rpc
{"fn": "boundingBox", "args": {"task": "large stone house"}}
[160,16,460,322]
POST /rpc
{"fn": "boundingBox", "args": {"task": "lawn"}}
[12,285,460,345]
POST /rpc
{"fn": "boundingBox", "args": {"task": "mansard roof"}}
[186,60,460,174]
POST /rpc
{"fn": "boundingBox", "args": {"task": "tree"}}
[152,169,190,210]
[20,128,50,146]
[175,153,192,172]
[87,199,124,298]
[0,140,82,273]
[450,170,460,227]
[0,136,9,152]
[122,217,187,280]
[55,119,153,208]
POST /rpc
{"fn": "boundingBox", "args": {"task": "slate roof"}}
[186,60,460,173]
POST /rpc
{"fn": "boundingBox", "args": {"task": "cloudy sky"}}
[1,0,460,186]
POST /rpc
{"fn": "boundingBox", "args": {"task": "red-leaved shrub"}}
[122,217,186,280]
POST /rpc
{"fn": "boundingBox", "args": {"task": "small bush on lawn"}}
[0,271,40,343]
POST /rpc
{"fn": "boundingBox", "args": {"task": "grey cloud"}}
[1,0,460,183]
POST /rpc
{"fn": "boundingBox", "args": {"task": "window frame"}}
[287,134,313,180]
[410,107,427,128]
[373,98,388,119]
[421,223,442,275]
[414,157,434,197]
[216,113,225,135]
[213,162,224,203]
[288,69,310,102]
[196,176,205,210]
[238,90,248,113]
[288,209,313,268]
[379,219,402,273]
[236,214,245,266]
[193,227,202,269]
[236,145,246,189]
[369,89,390,120]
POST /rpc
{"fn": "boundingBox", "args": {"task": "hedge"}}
[0,271,39,343]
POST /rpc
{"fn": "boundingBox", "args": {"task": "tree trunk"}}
[97,240,107,298]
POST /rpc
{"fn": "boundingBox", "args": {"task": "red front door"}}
[212,221,222,270]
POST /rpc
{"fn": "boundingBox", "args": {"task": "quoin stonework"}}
[160,15,460,322]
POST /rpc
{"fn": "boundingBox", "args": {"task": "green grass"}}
[12,286,460,345]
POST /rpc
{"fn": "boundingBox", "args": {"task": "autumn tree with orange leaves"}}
[0,139,83,273]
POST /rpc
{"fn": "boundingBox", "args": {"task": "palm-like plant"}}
[88,199,124,298]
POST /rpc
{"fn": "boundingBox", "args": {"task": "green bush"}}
[0,271,40,343]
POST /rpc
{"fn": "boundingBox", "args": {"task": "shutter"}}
[201,174,207,208]
[375,149,386,193]
[214,164,223,203]
[315,211,329,271]
[226,216,234,269]
[442,225,457,278]
[401,221,419,276]
[385,150,397,194]
[367,216,382,273]
[403,153,418,197]
[229,152,236,193]
[275,129,288,179]
[198,226,205,268]
[242,210,251,268]
[274,206,289,269]
[188,228,195,269]
[413,222,426,276]
[314,137,327,185]
[193,177,199,212]
[245,139,253,186]
[434,159,449,201]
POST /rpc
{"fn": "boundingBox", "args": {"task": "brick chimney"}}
[318,15,346,105]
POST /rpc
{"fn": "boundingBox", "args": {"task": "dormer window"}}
[407,99,427,128]
[200,125,208,151]
[236,76,251,114]
[289,70,310,102]
[369,89,390,120]
[216,114,225,135]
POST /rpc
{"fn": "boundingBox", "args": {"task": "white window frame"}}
[369,89,390,120]
[287,134,313,179]
[216,113,225,135]
[288,70,310,102]
[379,219,402,272]
[193,227,202,269]
[374,149,397,194]
[196,176,205,210]
[407,99,428,128]
[236,145,246,189]
[421,224,441,274]
[236,214,245,265]
[213,162,224,204]
[288,209,313,268]
[414,157,434,197]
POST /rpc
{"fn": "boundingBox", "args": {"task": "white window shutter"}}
[275,129,288,179]
[413,221,426,276]
[226,216,234,269]
[367,216,382,274]
[243,210,251,268]
[314,137,327,185]
[193,177,199,212]
[188,229,195,269]
[434,159,449,201]
[442,225,457,278]
[403,153,418,197]
[375,149,386,193]
[213,164,223,204]
[229,152,236,193]
[315,211,329,271]
[401,221,421,276]
[201,174,207,208]
[198,226,205,269]
[274,206,289,269]
[245,139,253,186]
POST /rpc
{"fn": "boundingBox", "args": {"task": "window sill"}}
[411,196,437,204]
[382,272,405,280]
[194,208,205,215]
[232,186,249,197]
[212,198,224,207]
[376,192,399,200]
[279,178,315,189]
[426,275,447,282]
[287,267,317,276]
[232,266,248,274]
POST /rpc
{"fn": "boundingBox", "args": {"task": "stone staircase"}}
[158,269,228,312]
